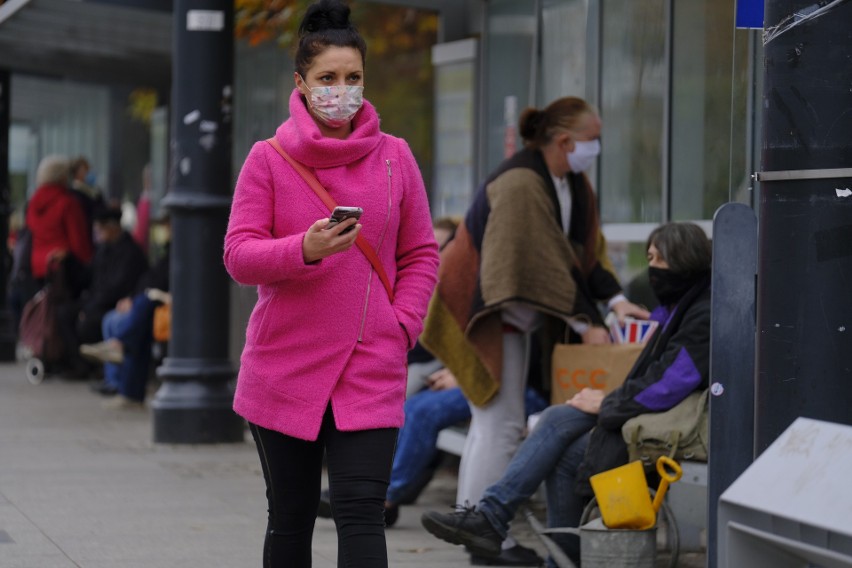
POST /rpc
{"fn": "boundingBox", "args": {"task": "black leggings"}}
[249,407,398,568]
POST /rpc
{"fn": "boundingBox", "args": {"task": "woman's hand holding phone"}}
[302,208,362,264]
[326,206,363,234]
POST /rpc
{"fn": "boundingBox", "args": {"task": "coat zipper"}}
[358,279,372,342]
[377,160,392,252]
[357,159,394,342]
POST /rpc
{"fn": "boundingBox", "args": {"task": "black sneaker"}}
[421,504,502,558]
[470,543,544,566]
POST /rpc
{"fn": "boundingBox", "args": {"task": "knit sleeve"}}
[223,142,322,286]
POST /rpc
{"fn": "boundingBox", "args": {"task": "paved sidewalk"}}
[0,361,547,568]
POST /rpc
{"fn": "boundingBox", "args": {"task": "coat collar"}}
[275,88,383,169]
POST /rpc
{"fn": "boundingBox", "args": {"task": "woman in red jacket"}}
[26,155,93,284]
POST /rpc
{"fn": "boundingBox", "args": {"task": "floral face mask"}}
[300,77,364,128]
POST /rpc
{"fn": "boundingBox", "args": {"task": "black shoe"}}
[470,544,544,566]
[421,505,502,558]
[317,489,332,518]
[90,380,118,396]
[384,502,399,528]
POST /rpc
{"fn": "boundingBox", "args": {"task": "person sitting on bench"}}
[82,219,170,408]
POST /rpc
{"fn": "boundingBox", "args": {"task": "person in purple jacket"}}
[223,1,439,566]
[421,222,711,567]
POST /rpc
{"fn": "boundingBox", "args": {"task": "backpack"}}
[621,388,709,466]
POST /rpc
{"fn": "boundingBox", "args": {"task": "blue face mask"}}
[567,139,601,173]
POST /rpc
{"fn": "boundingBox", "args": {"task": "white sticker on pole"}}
[187,10,224,31]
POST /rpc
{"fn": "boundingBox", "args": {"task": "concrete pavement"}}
[0,360,707,567]
[0,361,548,568]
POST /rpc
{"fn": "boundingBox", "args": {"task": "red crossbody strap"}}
[265,138,395,303]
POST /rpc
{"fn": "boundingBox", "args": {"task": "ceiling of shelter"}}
[0,0,171,121]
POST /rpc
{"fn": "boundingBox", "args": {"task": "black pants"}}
[54,301,102,373]
[249,406,398,568]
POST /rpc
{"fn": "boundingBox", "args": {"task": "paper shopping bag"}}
[551,343,644,404]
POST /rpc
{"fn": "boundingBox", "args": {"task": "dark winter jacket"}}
[575,274,711,496]
[134,244,170,295]
[81,232,148,319]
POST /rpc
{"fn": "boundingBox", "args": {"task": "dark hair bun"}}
[300,0,352,35]
[518,107,545,142]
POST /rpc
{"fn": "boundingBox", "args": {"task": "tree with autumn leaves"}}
[235,0,437,53]
[235,0,439,189]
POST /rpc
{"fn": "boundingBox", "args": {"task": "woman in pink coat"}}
[223,1,438,566]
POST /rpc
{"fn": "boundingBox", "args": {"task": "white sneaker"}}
[146,288,172,304]
[80,340,124,365]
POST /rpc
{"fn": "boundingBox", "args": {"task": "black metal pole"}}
[0,70,17,362]
[151,2,244,443]
[755,0,852,453]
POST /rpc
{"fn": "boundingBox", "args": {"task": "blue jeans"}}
[387,387,470,505]
[478,405,597,563]
[101,294,156,402]
[387,387,549,506]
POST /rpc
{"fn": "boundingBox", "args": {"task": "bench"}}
[436,424,468,456]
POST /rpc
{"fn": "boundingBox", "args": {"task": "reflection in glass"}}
[599,0,666,224]
[541,0,588,104]
[670,1,751,219]
[484,0,537,173]
[434,60,475,217]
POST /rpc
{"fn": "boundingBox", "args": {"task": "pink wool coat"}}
[224,89,439,441]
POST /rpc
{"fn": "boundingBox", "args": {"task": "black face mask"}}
[648,267,697,306]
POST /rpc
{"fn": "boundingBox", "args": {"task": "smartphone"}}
[327,206,363,234]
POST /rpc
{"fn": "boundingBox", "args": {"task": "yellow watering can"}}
[589,456,683,530]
